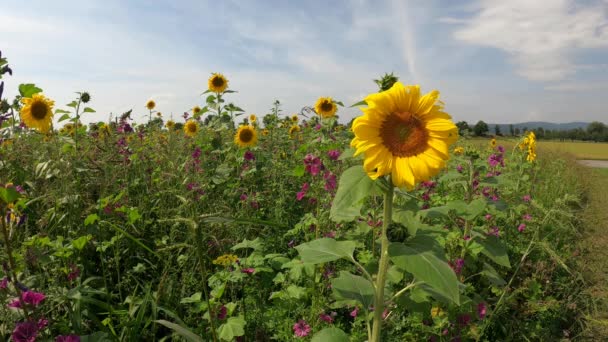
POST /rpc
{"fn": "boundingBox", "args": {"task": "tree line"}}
[456,120,608,142]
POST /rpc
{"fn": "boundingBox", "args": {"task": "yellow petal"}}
[415,90,440,115]
[408,156,432,181]
[392,157,415,189]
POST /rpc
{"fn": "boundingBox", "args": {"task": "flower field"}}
[0,61,595,341]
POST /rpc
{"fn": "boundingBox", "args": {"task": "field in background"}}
[468,138,608,160]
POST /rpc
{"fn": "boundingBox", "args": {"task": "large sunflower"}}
[208,73,228,93]
[234,125,258,148]
[20,93,55,133]
[314,97,338,118]
[183,120,199,137]
[350,82,458,189]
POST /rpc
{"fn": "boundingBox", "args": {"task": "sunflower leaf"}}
[18,83,42,98]
[330,165,376,222]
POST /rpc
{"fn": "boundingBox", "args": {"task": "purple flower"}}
[457,314,471,327]
[523,195,531,202]
[523,214,532,221]
[518,223,526,232]
[449,258,465,275]
[421,181,436,189]
[23,291,46,307]
[56,335,81,342]
[241,268,255,274]
[67,264,80,282]
[497,145,505,153]
[484,214,493,221]
[239,193,248,201]
[456,164,464,173]
[192,147,202,159]
[421,192,431,201]
[319,312,334,323]
[477,302,487,319]
[11,321,38,342]
[293,320,311,337]
[314,123,321,130]
[244,150,255,161]
[296,183,309,201]
[327,149,341,161]
[217,305,227,320]
[488,226,500,237]
[323,172,337,192]
[324,231,336,238]
[37,319,48,329]
[304,154,324,176]
[0,277,8,289]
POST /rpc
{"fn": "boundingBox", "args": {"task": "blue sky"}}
[2,0,608,124]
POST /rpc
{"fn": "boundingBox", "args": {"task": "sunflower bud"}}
[80,92,91,103]
[374,72,399,92]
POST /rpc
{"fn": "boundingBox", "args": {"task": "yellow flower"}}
[454,146,464,155]
[156,112,163,118]
[430,307,443,318]
[146,100,156,110]
[183,120,199,137]
[166,120,175,130]
[249,114,257,122]
[20,93,55,133]
[262,129,269,136]
[193,106,202,115]
[350,82,458,189]
[208,73,228,93]
[288,125,300,137]
[234,125,258,148]
[291,114,299,122]
[212,254,239,267]
[490,138,496,148]
[314,97,338,118]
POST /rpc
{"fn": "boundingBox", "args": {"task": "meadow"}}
[0,71,601,341]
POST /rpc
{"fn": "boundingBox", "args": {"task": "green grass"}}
[468,137,608,160]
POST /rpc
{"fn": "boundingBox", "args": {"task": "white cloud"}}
[448,0,608,81]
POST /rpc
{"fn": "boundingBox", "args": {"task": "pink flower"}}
[327,149,341,161]
[456,164,464,173]
[484,214,493,221]
[23,291,46,307]
[350,307,359,317]
[67,264,80,282]
[523,214,532,221]
[217,305,227,320]
[241,268,255,274]
[11,321,38,342]
[477,302,487,319]
[304,154,324,176]
[522,195,531,202]
[518,223,526,232]
[449,258,465,275]
[319,312,334,323]
[296,183,309,201]
[324,231,336,238]
[293,320,311,337]
[0,277,8,289]
[488,226,500,237]
[56,335,81,342]
[239,193,248,201]
[243,150,255,161]
[323,172,337,192]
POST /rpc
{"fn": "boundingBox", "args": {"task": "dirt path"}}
[577,160,608,168]
[579,167,608,339]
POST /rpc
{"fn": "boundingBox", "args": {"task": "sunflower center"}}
[239,129,253,143]
[320,101,333,112]
[30,101,49,120]
[187,124,196,132]
[379,111,428,157]
[212,77,225,87]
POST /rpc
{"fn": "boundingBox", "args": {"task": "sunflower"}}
[146,100,156,110]
[183,120,199,137]
[314,97,338,118]
[288,125,300,137]
[291,114,299,122]
[234,125,258,148]
[490,138,497,148]
[20,93,55,133]
[350,82,458,189]
[157,112,163,118]
[453,146,464,155]
[193,106,202,115]
[262,129,269,136]
[166,120,175,130]
[208,73,228,93]
[249,114,257,123]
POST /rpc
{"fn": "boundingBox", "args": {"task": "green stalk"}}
[193,225,218,342]
[370,177,394,342]
[0,212,29,318]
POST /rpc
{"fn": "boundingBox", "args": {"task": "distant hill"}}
[487,122,590,133]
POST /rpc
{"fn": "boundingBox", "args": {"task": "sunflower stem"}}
[193,224,218,342]
[370,177,394,342]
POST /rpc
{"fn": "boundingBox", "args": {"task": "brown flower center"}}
[212,76,225,87]
[320,101,333,112]
[187,123,197,133]
[239,128,253,143]
[379,112,428,157]
[30,101,49,120]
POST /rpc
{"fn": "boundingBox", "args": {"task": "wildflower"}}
[485,214,492,221]
[239,193,248,201]
[457,314,471,327]
[67,264,80,282]
[11,321,38,342]
[217,305,227,320]
[488,226,500,237]
[293,320,311,338]
[192,147,202,159]
[296,183,309,201]
[234,125,258,148]
[291,114,299,122]
[183,120,199,137]
[56,335,81,342]
[497,145,505,153]
[350,83,458,189]
[518,223,526,232]
[523,214,532,221]
[288,125,300,138]
[244,150,255,161]
[304,154,324,176]
[323,172,337,192]
[327,149,341,161]
[249,114,257,122]
[20,93,55,133]
[324,231,336,238]
[477,302,487,319]
[241,268,255,274]
[449,258,465,275]
[315,123,322,130]
[319,312,334,323]
[146,100,156,110]
[350,307,359,317]
[314,97,338,118]
[208,73,228,93]
[212,254,238,267]
[453,146,464,155]
[456,164,464,173]
[522,195,531,202]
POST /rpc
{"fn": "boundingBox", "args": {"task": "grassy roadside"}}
[578,167,608,338]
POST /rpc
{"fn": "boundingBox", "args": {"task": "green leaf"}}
[295,238,356,264]
[349,100,367,107]
[389,236,460,304]
[18,83,42,97]
[231,238,263,251]
[180,292,202,304]
[474,235,511,268]
[72,235,92,251]
[311,328,350,342]
[292,164,305,177]
[331,271,375,308]
[66,100,78,108]
[58,113,71,122]
[84,214,100,226]
[330,165,376,222]
[217,316,245,341]
[481,263,507,286]
[465,199,486,220]
[83,107,95,113]
[155,320,204,342]
[0,187,20,203]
